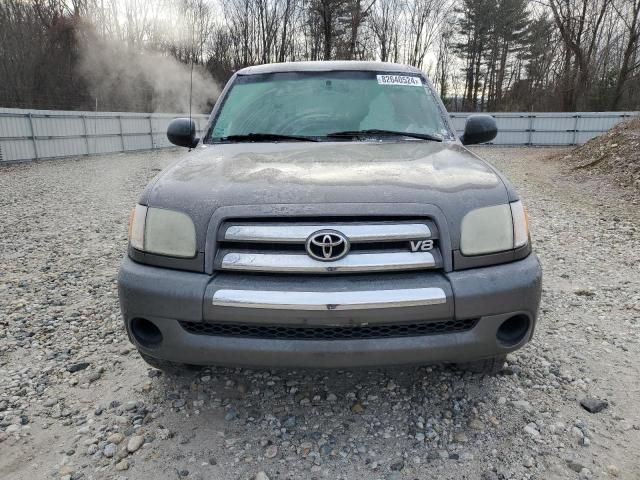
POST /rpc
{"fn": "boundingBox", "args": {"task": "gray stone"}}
[454,432,468,443]
[580,397,608,414]
[104,443,118,458]
[67,362,90,373]
[524,424,540,437]
[468,419,484,430]
[606,465,620,477]
[481,471,499,480]
[127,435,144,453]
[566,459,585,473]
[511,400,533,413]
[579,468,593,479]
[264,444,278,459]
[426,450,440,461]
[224,408,238,421]
[107,433,125,445]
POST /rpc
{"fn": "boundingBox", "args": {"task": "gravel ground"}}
[0,147,639,480]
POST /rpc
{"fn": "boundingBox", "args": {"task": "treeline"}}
[1,0,639,112]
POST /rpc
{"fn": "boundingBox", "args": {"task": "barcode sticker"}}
[376,75,422,87]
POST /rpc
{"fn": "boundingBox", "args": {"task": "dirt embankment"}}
[557,118,640,196]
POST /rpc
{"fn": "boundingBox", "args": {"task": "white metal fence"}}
[449,111,639,146]
[0,108,209,163]
[0,108,638,163]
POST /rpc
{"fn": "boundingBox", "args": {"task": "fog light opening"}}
[496,315,530,347]
[131,318,163,347]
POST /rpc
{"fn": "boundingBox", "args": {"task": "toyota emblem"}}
[305,230,350,261]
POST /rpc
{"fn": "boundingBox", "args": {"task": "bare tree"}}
[610,0,640,108]
[404,0,449,68]
[1,0,639,112]
[369,0,401,61]
[434,18,455,98]
[548,0,613,110]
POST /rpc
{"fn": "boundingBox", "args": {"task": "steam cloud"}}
[76,28,219,113]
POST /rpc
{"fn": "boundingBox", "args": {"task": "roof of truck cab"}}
[236,61,423,75]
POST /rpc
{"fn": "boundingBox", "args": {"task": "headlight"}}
[510,200,529,248]
[460,200,529,256]
[128,205,196,258]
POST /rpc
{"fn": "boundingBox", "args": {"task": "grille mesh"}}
[179,318,478,340]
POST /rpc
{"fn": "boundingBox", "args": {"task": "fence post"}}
[148,115,155,149]
[118,115,125,152]
[27,113,39,160]
[572,114,580,145]
[527,114,534,145]
[81,114,90,155]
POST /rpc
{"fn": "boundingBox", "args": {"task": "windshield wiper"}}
[326,129,443,142]
[220,133,318,142]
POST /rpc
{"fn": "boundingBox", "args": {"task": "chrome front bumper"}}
[210,287,447,310]
[201,271,454,325]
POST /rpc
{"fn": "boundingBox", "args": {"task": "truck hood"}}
[144,141,511,249]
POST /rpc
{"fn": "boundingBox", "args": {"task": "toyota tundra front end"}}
[118,61,542,374]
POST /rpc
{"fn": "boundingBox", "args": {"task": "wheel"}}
[138,350,201,376]
[456,355,507,375]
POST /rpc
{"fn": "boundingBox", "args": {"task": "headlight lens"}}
[460,200,529,256]
[128,204,147,251]
[128,205,196,258]
[510,200,529,248]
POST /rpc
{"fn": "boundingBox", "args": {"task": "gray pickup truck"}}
[118,61,542,375]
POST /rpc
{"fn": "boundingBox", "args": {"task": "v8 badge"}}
[410,239,434,252]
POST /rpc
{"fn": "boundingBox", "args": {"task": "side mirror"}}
[167,118,199,148]
[460,114,497,145]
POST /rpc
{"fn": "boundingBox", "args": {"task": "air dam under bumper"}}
[118,254,542,368]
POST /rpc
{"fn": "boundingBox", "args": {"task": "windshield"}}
[205,71,452,142]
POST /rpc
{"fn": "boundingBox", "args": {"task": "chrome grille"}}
[216,218,441,274]
[224,223,432,243]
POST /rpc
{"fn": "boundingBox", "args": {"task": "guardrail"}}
[0,108,209,163]
[1,108,638,163]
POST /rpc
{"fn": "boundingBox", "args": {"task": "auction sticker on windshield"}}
[376,75,422,87]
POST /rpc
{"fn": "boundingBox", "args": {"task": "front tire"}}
[138,351,201,376]
[456,355,507,375]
